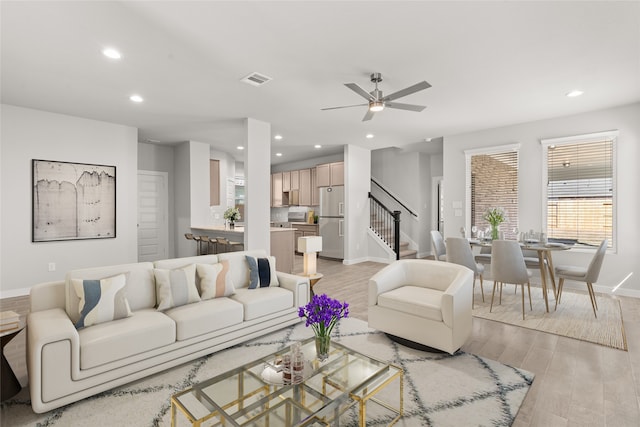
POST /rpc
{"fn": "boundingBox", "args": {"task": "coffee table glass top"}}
[171,336,403,426]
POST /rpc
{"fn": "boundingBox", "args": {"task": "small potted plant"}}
[223,207,240,229]
[483,207,506,240]
[298,294,349,360]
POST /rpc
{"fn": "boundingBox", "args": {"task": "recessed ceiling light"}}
[366,133,374,139]
[274,134,283,140]
[314,145,322,149]
[237,146,244,150]
[129,94,144,103]
[102,48,121,59]
[275,152,283,157]
[566,90,584,97]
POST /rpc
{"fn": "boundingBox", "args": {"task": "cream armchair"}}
[369,259,474,354]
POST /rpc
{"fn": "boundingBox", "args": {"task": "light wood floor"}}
[3,257,639,426]
[301,256,640,427]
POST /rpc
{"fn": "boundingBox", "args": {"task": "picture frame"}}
[32,159,116,242]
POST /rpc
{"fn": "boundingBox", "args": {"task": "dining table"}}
[469,239,571,313]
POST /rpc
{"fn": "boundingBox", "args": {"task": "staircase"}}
[398,241,417,259]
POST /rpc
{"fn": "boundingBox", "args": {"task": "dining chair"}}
[446,237,485,307]
[475,245,492,266]
[490,240,533,320]
[430,230,447,261]
[554,239,608,317]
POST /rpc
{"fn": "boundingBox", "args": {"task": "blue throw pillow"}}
[246,255,279,289]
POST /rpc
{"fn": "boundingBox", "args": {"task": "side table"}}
[307,273,324,296]
[1,323,25,401]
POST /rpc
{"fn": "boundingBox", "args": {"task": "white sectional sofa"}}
[27,250,310,413]
[368,259,473,354]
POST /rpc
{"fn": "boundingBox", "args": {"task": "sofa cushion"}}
[231,287,293,321]
[71,273,132,329]
[164,298,244,341]
[78,309,176,370]
[196,261,235,299]
[154,264,201,310]
[377,286,444,322]
[245,255,279,289]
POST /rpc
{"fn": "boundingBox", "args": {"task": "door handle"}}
[338,219,344,237]
[338,202,344,216]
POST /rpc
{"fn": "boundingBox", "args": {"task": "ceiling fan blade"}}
[381,81,431,102]
[385,101,426,112]
[362,109,375,121]
[321,103,368,111]
[345,83,374,101]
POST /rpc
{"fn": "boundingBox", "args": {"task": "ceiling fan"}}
[322,73,431,121]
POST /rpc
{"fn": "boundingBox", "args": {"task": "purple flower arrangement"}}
[298,293,349,338]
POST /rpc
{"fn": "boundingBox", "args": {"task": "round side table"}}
[307,273,324,296]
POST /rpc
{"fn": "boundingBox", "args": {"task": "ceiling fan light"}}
[369,101,384,112]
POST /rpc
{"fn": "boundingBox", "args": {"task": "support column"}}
[243,118,271,252]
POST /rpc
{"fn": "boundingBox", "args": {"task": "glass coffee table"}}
[171,336,403,426]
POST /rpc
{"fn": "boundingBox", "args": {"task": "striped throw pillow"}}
[72,273,132,329]
[246,255,279,289]
[196,261,235,300]
[154,264,201,310]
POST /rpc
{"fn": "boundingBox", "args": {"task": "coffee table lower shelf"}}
[170,337,403,426]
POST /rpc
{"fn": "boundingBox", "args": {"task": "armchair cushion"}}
[377,286,443,322]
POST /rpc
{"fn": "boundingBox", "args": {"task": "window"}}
[541,131,616,249]
[465,144,519,239]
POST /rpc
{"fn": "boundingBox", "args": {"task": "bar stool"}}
[228,240,244,252]
[200,236,218,254]
[216,237,229,253]
[197,236,209,255]
[185,233,202,255]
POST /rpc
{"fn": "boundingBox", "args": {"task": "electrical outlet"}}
[48,262,56,272]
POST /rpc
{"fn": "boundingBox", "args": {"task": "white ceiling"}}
[2,1,639,165]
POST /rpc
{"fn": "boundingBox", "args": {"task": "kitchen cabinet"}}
[299,169,311,206]
[290,170,299,190]
[282,171,291,192]
[311,167,319,206]
[315,162,344,187]
[271,172,283,207]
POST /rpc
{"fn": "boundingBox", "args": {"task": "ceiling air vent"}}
[241,72,273,87]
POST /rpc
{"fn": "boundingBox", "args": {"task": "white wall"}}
[0,105,138,296]
[443,102,640,295]
[138,142,176,258]
[344,144,371,264]
[244,118,271,252]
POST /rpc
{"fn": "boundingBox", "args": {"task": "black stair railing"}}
[371,177,418,218]
[369,192,401,260]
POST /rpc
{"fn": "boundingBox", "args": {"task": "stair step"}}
[399,249,417,259]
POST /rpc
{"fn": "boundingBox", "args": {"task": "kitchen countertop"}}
[191,225,296,233]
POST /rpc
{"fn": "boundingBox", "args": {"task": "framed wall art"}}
[32,159,116,242]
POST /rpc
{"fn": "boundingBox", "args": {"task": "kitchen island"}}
[191,226,296,274]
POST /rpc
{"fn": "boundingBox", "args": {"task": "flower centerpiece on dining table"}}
[223,207,240,229]
[483,207,506,240]
[298,293,349,361]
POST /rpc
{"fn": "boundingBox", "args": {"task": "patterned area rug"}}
[2,318,533,426]
[473,285,627,350]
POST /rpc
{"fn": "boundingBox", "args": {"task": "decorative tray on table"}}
[261,358,313,385]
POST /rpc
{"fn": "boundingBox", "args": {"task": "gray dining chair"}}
[430,230,447,261]
[475,245,492,266]
[490,240,533,320]
[554,239,608,317]
[446,237,485,307]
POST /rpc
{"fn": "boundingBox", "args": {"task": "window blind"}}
[546,139,613,247]
[470,151,518,239]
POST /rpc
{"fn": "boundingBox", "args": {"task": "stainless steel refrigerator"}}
[318,186,344,259]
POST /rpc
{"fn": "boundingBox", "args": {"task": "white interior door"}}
[138,171,168,262]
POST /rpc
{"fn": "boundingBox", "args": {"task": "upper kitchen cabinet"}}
[299,168,311,206]
[282,171,291,192]
[316,161,344,187]
[290,170,300,191]
[271,172,283,207]
[311,168,319,206]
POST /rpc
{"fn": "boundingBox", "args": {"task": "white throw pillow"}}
[71,273,132,329]
[196,261,235,300]
[154,264,201,310]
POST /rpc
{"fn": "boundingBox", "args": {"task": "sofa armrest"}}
[277,272,310,308]
[28,308,81,392]
[368,262,407,306]
[440,269,473,329]
[30,280,66,313]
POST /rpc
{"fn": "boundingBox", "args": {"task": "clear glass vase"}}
[491,225,500,240]
[315,335,331,361]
